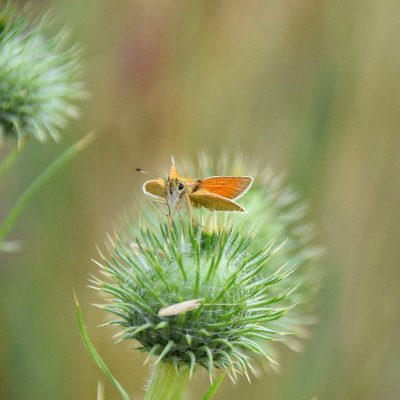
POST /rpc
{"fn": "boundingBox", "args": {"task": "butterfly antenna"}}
[169,156,179,179]
[135,168,158,178]
[135,168,149,174]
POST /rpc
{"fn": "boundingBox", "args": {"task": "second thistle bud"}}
[0,4,84,146]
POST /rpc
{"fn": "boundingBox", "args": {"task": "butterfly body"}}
[143,158,253,215]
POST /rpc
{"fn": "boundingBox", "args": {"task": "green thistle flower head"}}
[92,156,321,381]
[0,4,84,146]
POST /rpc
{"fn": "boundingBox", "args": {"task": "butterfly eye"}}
[178,182,184,191]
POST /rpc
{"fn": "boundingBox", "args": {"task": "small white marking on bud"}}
[130,242,140,251]
[158,299,202,317]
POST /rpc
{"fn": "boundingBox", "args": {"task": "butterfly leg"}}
[169,200,182,228]
[152,200,168,218]
[177,210,186,230]
[165,202,174,228]
[184,192,197,228]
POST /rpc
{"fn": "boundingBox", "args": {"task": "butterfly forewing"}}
[198,176,253,200]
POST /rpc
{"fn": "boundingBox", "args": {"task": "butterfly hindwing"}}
[189,189,246,212]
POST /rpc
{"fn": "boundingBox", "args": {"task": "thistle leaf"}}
[74,292,131,400]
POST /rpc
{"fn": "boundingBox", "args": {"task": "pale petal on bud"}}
[158,299,202,317]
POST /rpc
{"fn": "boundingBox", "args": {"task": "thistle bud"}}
[0,4,84,146]
[92,157,321,381]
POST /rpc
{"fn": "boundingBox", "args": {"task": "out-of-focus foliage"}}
[0,1,399,400]
[0,3,84,146]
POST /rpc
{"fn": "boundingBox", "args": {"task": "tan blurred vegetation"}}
[1,0,400,399]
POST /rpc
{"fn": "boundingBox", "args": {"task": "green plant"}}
[78,156,321,399]
[0,2,90,251]
[0,3,84,146]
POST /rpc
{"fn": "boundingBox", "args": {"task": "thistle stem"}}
[145,361,189,400]
[0,148,21,178]
[0,132,95,242]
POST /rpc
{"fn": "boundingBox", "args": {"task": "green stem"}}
[145,361,189,400]
[0,148,21,177]
[171,367,191,400]
[0,132,95,242]
[202,374,226,400]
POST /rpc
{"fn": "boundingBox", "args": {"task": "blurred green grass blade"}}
[0,131,95,242]
[202,374,225,400]
[74,292,131,400]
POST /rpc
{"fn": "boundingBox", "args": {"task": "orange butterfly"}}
[142,157,253,215]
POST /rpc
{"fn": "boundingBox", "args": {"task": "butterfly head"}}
[166,157,188,209]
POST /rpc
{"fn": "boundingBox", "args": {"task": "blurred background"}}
[1,0,400,399]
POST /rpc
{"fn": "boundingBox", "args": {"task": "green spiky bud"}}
[92,157,321,382]
[0,4,84,146]
[187,156,323,351]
